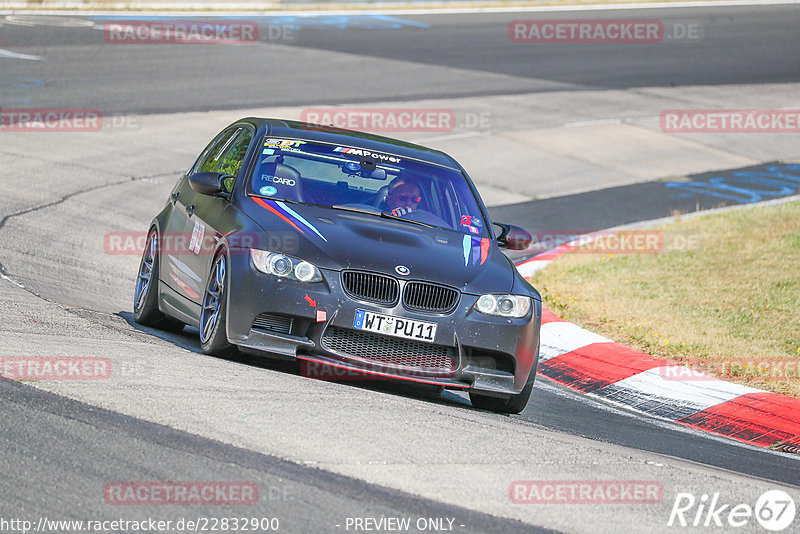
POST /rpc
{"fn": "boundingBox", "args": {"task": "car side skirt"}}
[159,280,201,328]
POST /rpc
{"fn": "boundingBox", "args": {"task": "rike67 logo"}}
[668,490,796,531]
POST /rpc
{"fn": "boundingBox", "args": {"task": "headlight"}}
[250,250,323,283]
[293,261,318,283]
[474,294,531,318]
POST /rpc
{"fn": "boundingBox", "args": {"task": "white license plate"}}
[353,309,437,343]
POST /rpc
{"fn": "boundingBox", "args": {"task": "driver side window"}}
[196,127,240,174]
[217,128,253,179]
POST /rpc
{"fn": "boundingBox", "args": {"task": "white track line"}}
[0,48,41,60]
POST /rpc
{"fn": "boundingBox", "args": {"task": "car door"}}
[161,127,240,303]
[181,125,255,304]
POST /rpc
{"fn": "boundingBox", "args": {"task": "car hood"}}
[240,197,514,294]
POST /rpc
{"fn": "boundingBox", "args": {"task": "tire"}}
[134,228,185,332]
[199,251,237,357]
[469,378,534,414]
[470,345,539,414]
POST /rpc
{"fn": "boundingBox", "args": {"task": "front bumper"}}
[225,251,541,396]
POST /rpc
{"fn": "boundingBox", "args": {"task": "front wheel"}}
[199,252,237,357]
[469,377,534,414]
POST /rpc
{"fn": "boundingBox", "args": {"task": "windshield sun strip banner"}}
[332,146,402,164]
[263,137,404,164]
[271,150,399,172]
[259,135,457,170]
[264,138,306,148]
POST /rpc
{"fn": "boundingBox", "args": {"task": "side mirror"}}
[494,222,533,251]
[189,172,234,197]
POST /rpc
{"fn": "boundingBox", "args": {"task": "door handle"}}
[171,192,180,204]
[185,204,195,217]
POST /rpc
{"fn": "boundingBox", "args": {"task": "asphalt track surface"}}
[0,6,798,112]
[489,162,800,238]
[2,6,800,533]
[0,378,549,534]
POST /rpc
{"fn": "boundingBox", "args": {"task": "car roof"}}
[237,117,460,170]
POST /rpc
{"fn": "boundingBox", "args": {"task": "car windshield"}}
[247,137,490,237]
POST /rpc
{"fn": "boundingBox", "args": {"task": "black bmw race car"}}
[134,118,542,413]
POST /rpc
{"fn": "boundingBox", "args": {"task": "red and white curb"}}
[514,231,800,452]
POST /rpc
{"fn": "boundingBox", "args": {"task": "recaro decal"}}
[261,174,296,187]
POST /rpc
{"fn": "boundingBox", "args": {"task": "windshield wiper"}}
[378,211,434,228]
[329,205,434,228]
[330,204,382,216]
